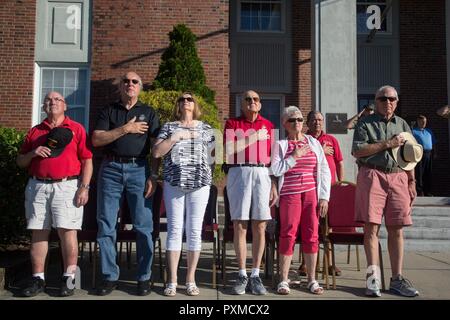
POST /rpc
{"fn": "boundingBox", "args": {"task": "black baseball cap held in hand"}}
[45,127,73,158]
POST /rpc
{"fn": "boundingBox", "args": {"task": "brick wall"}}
[287,0,311,119]
[0,0,36,130]
[399,0,450,196]
[90,0,230,131]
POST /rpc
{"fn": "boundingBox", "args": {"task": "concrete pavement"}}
[2,245,450,300]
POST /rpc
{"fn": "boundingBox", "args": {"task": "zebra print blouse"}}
[158,121,215,190]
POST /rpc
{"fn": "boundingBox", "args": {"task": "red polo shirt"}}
[20,116,93,179]
[307,131,343,184]
[224,114,274,164]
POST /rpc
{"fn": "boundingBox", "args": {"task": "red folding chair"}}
[323,181,385,290]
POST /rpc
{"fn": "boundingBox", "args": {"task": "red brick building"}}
[0,0,449,195]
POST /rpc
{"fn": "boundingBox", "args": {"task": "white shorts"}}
[226,167,272,221]
[25,178,83,230]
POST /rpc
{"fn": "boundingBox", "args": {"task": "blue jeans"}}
[97,159,154,281]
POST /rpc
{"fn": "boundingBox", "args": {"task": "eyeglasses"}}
[287,118,304,123]
[123,78,140,85]
[44,97,64,103]
[245,96,260,103]
[178,97,194,103]
[376,96,397,102]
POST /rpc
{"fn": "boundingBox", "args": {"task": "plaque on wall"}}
[326,113,347,134]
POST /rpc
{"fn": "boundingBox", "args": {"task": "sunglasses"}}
[178,97,194,103]
[44,97,64,103]
[245,96,260,103]
[377,96,397,102]
[287,118,304,123]
[123,78,140,85]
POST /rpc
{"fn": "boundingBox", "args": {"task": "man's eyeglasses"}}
[123,78,140,85]
[178,97,194,103]
[377,96,397,102]
[44,97,64,103]
[245,96,260,103]
[287,118,304,123]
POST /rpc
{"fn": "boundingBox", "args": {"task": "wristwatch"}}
[79,183,90,189]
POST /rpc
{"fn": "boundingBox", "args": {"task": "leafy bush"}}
[0,127,29,247]
[139,90,224,183]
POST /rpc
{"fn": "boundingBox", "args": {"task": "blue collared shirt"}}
[412,127,435,151]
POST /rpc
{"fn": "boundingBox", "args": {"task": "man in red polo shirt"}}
[16,91,93,297]
[224,90,278,295]
[306,111,344,184]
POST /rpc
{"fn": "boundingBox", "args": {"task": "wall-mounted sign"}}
[326,113,347,134]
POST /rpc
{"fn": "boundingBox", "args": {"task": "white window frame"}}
[356,0,393,35]
[237,0,285,33]
[33,63,91,129]
[235,94,285,137]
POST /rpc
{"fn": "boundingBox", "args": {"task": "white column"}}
[312,0,358,183]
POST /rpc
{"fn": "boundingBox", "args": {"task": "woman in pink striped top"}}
[271,106,331,295]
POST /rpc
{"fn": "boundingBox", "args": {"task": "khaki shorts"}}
[226,167,272,221]
[25,178,83,230]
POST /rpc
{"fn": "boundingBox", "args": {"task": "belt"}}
[226,163,270,168]
[33,175,79,183]
[107,155,146,163]
[361,163,404,173]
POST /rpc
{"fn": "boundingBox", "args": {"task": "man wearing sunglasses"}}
[352,85,420,298]
[224,90,278,296]
[92,71,160,296]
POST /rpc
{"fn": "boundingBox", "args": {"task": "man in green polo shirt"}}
[352,85,420,298]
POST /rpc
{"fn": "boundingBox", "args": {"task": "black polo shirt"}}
[94,100,160,157]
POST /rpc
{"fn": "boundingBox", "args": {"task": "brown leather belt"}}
[361,163,404,173]
[33,175,79,183]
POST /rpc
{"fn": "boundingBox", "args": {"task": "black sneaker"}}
[22,276,45,297]
[96,280,118,296]
[60,276,75,297]
[137,280,151,296]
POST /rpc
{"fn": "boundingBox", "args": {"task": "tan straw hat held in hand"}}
[391,132,424,171]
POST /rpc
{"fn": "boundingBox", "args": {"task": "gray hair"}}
[375,85,398,99]
[282,105,303,124]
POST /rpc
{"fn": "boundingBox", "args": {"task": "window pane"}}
[42,70,53,88]
[260,99,281,129]
[65,87,76,105]
[240,1,282,31]
[65,70,77,88]
[39,67,89,127]
[54,70,65,87]
[271,4,281,17]
[241,3,251,17]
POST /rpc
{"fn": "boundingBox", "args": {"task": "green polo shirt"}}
[352,113,412,169]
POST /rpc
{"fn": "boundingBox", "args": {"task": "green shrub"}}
[139,90,224,183]
[0,127,29,247]
[152,24,215,104]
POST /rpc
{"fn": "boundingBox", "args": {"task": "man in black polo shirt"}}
[92,71,160,296]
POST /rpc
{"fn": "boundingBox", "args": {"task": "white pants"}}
[163,181,210,251]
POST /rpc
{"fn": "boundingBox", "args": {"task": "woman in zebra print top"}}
[152,92,215,297]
